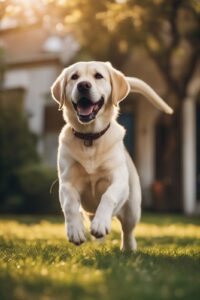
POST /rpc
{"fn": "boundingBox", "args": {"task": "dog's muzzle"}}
[72,97,104,123]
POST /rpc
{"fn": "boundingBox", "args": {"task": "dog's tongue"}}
[77,104,94,116]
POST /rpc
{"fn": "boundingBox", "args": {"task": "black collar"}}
[72,123,110,147]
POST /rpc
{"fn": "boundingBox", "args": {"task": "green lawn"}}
[0,214,200,300]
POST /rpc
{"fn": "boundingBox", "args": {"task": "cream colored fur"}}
[51,61,173,250]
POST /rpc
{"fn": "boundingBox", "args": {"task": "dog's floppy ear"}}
[106,62,130,106]
[51,69,67,110]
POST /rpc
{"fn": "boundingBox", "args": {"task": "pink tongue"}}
[77,104,94,116]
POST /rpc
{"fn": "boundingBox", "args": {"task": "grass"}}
[0,214,200,300]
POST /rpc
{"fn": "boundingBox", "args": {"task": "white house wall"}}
[182,97,196,214]
[183,70,200,215]
[4,64,60,154]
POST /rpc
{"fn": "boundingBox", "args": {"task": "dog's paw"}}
[121,236,137,252]
[91,216,111,239]
[67,221,86,246]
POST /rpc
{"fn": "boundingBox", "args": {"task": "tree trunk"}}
[154,96,182,212]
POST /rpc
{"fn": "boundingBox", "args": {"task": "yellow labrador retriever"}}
[51,61,173,250]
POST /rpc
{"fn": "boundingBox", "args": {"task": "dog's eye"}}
[95,73,103,79]
[71,74,79,80]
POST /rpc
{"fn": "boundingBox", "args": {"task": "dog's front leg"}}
[91,166,128,238]
[59,182,86,245]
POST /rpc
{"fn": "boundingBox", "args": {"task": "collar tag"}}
[84,139,93,147]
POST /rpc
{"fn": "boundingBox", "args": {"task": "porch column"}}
[182,98,196,214]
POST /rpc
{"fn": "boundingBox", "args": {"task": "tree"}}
[59,0,200,101]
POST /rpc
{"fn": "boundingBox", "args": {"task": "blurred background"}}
[0,0,199,215]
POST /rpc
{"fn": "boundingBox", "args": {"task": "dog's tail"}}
[126,77,173,114]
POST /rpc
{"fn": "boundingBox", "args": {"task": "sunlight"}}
[7,0,44,10]
[17,0,39,5]
[0,0,45,29]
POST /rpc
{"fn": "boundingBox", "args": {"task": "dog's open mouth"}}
[72,97,104,123]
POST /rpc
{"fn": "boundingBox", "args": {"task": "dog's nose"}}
[77,81,91,93]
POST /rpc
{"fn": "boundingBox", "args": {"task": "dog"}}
[51,61,173,251]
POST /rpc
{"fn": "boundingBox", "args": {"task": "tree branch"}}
[145,45,180,98]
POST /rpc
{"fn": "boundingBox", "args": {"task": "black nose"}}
[77,81,91,93]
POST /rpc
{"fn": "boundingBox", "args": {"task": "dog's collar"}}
[72,123,110,147]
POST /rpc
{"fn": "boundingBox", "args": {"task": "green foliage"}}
[47,0,200,98]
[0,100,60,215]
[45,1,200,64]
[0,105,39,170]
[0,104,39,207]
[16,164,60,214]
[0,214,200,300]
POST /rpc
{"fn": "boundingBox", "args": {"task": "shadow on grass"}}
[80,244,200,270]
[141,213,200,226]
[1,212,200,226]
[0,215,63,225]
[78,245,200,300]
[0,272,95,300]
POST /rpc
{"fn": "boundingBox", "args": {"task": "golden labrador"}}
[51,61,173,250]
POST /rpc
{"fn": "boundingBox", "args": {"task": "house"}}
[1,23,199,215]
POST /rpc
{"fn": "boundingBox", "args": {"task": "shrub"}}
[16,164,60,214]
[0,103,39,207]
[0,96,61,214]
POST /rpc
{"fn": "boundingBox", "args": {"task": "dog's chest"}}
[83,158,97,174]
[76,145,103,174]
[81,170,111,213]
[71,145,111,213]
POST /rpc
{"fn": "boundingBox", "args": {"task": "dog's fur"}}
[51,61,173,250]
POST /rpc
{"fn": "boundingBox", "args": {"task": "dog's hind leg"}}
[117,200,141,251]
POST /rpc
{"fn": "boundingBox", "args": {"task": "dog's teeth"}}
[94,104,99,112]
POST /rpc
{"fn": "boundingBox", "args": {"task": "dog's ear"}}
[51,69,67,110]
[106,62,130,106]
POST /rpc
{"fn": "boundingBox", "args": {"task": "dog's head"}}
[51,61,129,125]
[51,61,173,127]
